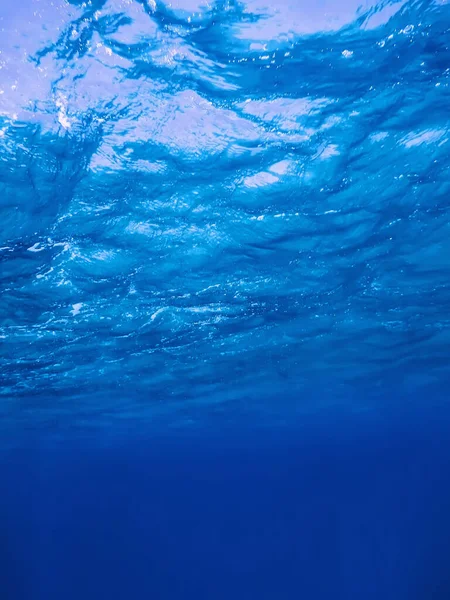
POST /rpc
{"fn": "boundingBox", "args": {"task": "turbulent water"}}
[1,0,450,435]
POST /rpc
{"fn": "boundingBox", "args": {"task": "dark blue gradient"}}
[2,407,450,599]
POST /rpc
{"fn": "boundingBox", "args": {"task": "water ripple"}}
[1,0,450,433]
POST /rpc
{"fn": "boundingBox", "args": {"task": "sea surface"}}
[1,0,450,598]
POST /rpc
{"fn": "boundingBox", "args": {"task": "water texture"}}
[1,0,450,433]
[2,4,450,599]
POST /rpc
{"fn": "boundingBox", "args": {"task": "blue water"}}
[1,0,450,597]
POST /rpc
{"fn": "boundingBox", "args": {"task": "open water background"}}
[1,0,450,598]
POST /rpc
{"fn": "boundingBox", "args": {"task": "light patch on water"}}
[316,144,340,160]
[55,95,71,130]
[91,250,116,261]
[401,129,447,148]
[320,116,343,130]
[133,160,167,174]
[239,97,330,125]
[126,222,159,236]
[150,307,169,321]
[363,0,407,29]
[36,268,54,280]
[70,303,83,317]
[229,0,406,43]
[244,171,279,187]
[105,1,158,44]
[249,43,267,51]
[27,243,46,253]
[269,160,292,175]
[370,132,389,143]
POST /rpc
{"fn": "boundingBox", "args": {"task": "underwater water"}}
[1,0,450,598]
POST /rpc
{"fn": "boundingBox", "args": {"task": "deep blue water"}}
[1,0,450,597]
[3,412,450,599]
